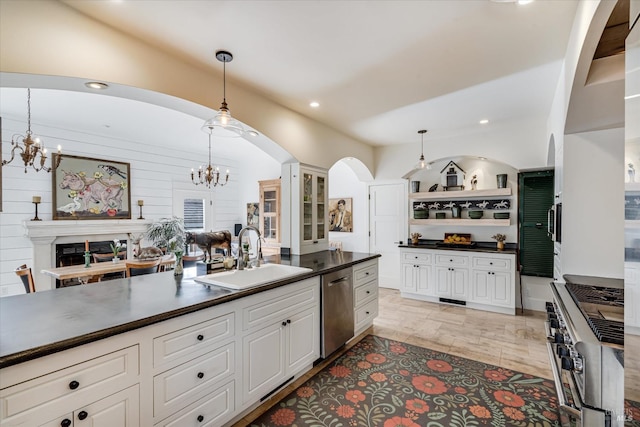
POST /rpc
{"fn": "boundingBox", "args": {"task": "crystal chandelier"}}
[201,50,245,138]
[2,88,61,173]
[191,125,229,188]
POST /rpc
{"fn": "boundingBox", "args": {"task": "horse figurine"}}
[186,230,232,263]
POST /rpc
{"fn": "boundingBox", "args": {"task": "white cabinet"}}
[0,344,140,427]
[239,278,320,405]
[399,248,515,314]
[400,250,434,296]
[434,253,469,301]
[625,262,640,333]
[353,259,379,335]
[281,163,328,255]
[40,385,139,427]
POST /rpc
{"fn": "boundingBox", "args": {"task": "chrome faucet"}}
[237,225,262,270]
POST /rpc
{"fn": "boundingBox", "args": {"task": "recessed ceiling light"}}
[479,157,487,161]
[247,130,259,137]
[479,119,489,124]
[309,101,320,108]
[85,81,109,90]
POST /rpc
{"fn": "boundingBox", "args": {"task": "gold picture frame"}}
[328,197,353,232]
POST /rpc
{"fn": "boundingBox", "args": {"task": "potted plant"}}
[145,217,186,274]
[109,239,126,262]
[413,203,428,219]
[492,233,506,251]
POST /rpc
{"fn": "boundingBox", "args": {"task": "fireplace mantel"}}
[24,219,151,291]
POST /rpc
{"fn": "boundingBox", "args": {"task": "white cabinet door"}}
[40,385,139,427]
[242,322,285,404]
[416,265,434,296]
[287,308,319,375]
[450,268,468,300]
[401,263,417,292]
[472,271,492,305]
[435,266,451,297]
[491,272,512,307]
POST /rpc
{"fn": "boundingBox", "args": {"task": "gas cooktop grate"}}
[587,318,624,346]
[566,284,623,307]
[566,283,624,345]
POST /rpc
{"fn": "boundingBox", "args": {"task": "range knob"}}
[549,318,560,329]
[545,302,555,313]
[561,356,574,371]
[557,345,570,357]
[554,332,565,344]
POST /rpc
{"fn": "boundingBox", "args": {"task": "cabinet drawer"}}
[153,343,234,421]
[401,251,431,264]
[355,298,378,332]
[354,280,378,307]
[435,254,468,267]
[353,260,378,287]
[153,312,234,369]
[472,256,512,271]
[0,346,139,420]
[242,278,319,331]
[156,380,234,427]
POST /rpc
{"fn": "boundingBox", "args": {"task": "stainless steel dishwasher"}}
[321,267,354,358]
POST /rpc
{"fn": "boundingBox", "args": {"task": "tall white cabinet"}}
[281,163,328,255]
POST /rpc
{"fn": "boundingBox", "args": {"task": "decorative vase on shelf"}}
[496,174,508,189]
[112,257,120,263]
[496,241,504,251]
[173,251,184,275]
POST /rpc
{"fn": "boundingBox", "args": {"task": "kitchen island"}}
[0,251,379,427]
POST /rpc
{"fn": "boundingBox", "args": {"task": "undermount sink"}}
[194,263,313,290]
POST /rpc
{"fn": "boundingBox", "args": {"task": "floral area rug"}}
[250,335,562,426]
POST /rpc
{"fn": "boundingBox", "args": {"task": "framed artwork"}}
[247,202,259,226]
[328,197,353,232]
[52,153,131,220]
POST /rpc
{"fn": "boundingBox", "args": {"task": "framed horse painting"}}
[52,154,131,220]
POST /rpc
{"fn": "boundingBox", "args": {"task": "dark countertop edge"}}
[0,252,380,369]
[399,241,517,255]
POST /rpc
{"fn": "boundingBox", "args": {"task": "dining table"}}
[41,254,176,283]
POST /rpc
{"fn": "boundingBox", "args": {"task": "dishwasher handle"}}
[328,276,349,286]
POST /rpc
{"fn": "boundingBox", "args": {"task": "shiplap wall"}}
[0,116,261,296]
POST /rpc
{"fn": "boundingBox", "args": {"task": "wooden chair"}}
[14,264,36,293]
[125,259,161,277]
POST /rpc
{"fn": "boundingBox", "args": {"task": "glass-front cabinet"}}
[259,178,281,255]
[302,172,326,243]
[282,163,328,255]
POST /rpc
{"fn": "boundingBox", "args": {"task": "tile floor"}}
[231,288,552,426]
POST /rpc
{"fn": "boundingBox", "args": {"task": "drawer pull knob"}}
[197,372,204,379]
[489,262,493,265]
[197,415,204,422]
[61,419,72,427]
[366,290,370,294]
[282,321,287,326]
[365,272,370,275]
[366,311,370,315]
[69,380,80,390]
[197,334,204,341]
[287,319,291,324]
[78,411,88,421]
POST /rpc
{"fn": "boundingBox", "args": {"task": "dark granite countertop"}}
[399,240,517,255]
[0,251,379,368]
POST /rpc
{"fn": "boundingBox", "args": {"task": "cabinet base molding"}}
[400,292,516,315]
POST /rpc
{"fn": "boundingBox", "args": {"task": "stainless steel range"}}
[545,275,624,426]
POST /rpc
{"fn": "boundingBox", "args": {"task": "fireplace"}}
[24,219,150,291]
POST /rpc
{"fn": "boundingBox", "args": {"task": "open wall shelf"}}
[409,218,510,226]
[410,188,511,200]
